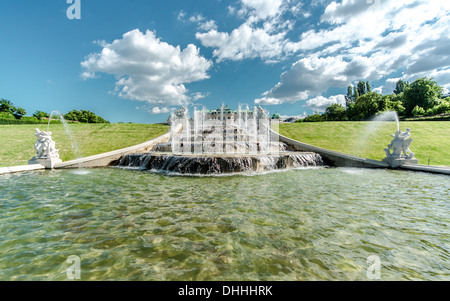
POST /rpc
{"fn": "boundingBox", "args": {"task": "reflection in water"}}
[0,168,449,280]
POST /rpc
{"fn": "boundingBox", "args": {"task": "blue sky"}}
[1,0,449,123]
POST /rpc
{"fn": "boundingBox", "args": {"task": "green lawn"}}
[0,123,169,167]
[279,121,450,167]
[1,121,448,168]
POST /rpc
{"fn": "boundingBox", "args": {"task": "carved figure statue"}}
[33,128,60,159]
[384,128,415,159]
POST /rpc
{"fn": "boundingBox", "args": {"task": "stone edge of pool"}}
[1,130,449,176]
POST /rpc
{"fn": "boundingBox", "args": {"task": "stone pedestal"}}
[28,157,62,169]
[382,157,418,168]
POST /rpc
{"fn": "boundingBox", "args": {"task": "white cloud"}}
[196,0,292,63]
[81,29,212,108]
[191,92,208,101]
[196,24,287,62]
[177,10,186,21]
[198,20,218,31]
[254,0,450,105]
[255,97,286,105]
[304,95,346,113]
[256,55,352,104]
[380,77,403,95]
[240,0,284,21]
[151,107,171,114]
[179,12,218,32]
[429,69,450,91]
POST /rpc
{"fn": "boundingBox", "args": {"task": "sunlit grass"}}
[0,123,169,167]
[279,121,450,166]
[1,121,448,167]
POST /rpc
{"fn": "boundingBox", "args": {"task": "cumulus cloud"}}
[196,24,287,62]
[81,29,212,108]
[256,55,351,104]
[151,107,171,114]
[196,0,295,63]
[254,0,450,105]
[239,0,284,21]
[304,94,346,113]
[179,12,218,31]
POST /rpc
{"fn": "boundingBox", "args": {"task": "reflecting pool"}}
[0,167,448,280]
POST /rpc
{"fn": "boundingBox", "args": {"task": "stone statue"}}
[384,128,415,159]
[28,128,63,169]
[32,128,60,159]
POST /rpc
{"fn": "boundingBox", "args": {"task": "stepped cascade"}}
[116,105,324,174]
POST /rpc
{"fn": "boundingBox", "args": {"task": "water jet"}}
[116,105,324,174]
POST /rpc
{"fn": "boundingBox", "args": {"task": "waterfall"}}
[116,152,324,175]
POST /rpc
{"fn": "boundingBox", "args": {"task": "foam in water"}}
[117,105,322,175]
[116,152,323,175]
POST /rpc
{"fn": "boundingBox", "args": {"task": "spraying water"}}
[47,111,88,174]
[47,111,81,159]
[356,111,400,157]
[371,111,400,132]
[170,105,281,155]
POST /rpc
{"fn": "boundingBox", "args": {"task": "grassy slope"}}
[0,123,169,167]
[279,121,450,167]
[1,121,448,167]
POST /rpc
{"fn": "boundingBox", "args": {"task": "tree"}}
[366,81,372,93]
[33,110,50,119]
[403,77,443,116]
[348,92,385,120]
[393,79,409,95]
[357,80,367,96]
[0,112,15,119]
[412,105,425,117]
[430,98,450,115]
[13,107,27,119]
[303,113,324,122]
[353,86,360,99]
[0,99,17,114]
[382,93,405,115]
[0,99,26,119]
[345,85,355,108]
[64,109,109,123]
[324,104,347,121]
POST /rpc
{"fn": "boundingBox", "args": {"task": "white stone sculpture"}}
[29,128,62,168]
[33,129,60,159]
[383,128,417,167]
[384,128,415,159]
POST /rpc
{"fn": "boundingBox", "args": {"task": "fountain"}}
[47,110,82,159]
[3,104,448,282]
[28,110,84,170]
[382,128,418,168]
[28,128,62,169]
[116,105,324,174]
[359,111,418,168]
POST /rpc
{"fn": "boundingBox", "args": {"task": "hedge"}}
[0,118,70,125]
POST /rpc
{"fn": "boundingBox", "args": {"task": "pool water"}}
[0,167,449,280]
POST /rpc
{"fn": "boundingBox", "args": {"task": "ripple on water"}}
[0,167,449,280]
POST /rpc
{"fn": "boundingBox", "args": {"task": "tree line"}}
[0,99,109,124]
[301,77,450,122]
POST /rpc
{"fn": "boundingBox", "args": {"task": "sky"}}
[1,0,449,123]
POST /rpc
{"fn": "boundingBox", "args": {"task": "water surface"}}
[0,167,448,280]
